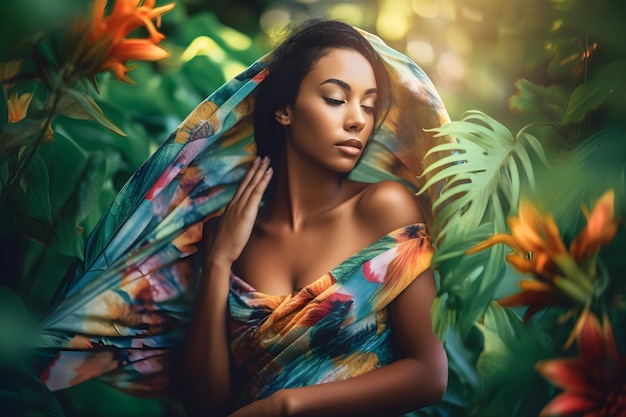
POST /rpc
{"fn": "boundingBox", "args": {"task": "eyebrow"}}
[320,78,378,95]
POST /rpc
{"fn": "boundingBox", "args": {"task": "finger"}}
[230,156,261,203]
[244,166,273,209]
[237,157,271,206]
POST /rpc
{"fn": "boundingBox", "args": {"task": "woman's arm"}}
[180,156,273,416]
[228,181,448,417]
[229,269,447,417]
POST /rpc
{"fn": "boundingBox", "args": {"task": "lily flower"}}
[570,190,619,266]
[467,191,618,317]
[66,0,175,83]
[536,312,626,417]
[7,93,33,123]
[467,199,568,279]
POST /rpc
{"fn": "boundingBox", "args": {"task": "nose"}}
[344,102,366,132]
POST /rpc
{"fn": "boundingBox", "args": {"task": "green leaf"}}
[61,89,127,137]
[0,158,9,194]
[507,79,568,120]
[562,59,626,125]
[0,87,8,129]
[535,126,626,234]
[0,117,46,154]
[50,151,107,258]
[432,234,507,339]
[21,153,51,223]
[472,303,553,417]
[420,111,548,244]
[420,111,548,337]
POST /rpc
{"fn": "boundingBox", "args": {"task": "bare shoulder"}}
[355,180,425,237]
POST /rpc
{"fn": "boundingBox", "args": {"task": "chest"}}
[232,220,374,296]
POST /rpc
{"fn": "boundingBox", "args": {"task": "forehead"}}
[303,48,377,88]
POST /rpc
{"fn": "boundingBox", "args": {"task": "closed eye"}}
[361,105,375,114]
[324,98,345,105]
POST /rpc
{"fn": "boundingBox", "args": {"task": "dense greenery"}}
[0,0,624,416]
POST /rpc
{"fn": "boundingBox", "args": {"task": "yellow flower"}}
[7,93,33,123]
[67,0,175,83]
[0,60,23,89]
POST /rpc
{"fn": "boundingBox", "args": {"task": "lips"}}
[335,139,363,157]
[337,139,363,149]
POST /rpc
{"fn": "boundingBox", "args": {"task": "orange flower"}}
[570,190,619,264]
[7,93,33,123]
[467,192,619,316]
[68,0,175,82]
[536,312,626,417]
[468,199,568,279]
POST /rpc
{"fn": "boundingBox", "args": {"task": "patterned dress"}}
[34,28,451,401]
[229,223,434,408]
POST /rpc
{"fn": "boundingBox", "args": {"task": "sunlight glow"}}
[437,51,466,82]
[407,38,435,64]
[439,0,456,21]
[459,6,483,22]
[223,61,247,80]
[328,3,365,26]
[446,26,472,55]
[377,0,411,41]
[412,0,439,19]
[216,27,252,51]
[180,36,226,63]
[551,19,564,31]
[260,8,292,44]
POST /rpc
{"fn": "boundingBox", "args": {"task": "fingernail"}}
[262,156,269,163]
[265,167,273,175]
[253,156,261,163]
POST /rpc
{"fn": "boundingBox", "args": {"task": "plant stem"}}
[2,88,63,199]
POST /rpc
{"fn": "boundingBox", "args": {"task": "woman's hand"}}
[209,156,273,266]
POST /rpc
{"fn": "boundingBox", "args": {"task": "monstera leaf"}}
[419,111,548,338]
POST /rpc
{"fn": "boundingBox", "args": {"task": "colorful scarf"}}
[229,223,434,407]
[35,28,451,396]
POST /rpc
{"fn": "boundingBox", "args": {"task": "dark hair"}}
[253,19,391,179]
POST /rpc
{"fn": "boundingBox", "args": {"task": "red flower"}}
[536,312,626,416]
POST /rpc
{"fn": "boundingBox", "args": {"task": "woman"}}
[36,18,451,417]
[181,20,448,417]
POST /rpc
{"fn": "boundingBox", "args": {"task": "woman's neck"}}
[264,151,350,232]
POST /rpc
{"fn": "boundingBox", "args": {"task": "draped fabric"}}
[229,223,434,407]
[34,28,451,396]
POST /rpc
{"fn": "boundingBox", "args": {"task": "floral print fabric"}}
[34,28,450,395]
[229,223,434,406]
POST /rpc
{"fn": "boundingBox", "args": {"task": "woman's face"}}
[278,48,378,173]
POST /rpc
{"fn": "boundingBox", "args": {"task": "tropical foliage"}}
[0,0,263,415]
[418,0,626,415]
[0,0,624,416]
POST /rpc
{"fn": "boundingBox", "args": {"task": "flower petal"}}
[536,358,590,391]
[110,39,170,61]
[539,392,596,417]
[465,233,519,255]
[570,190,618,261]
[578,312,606,364]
